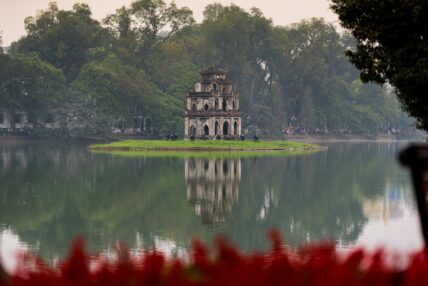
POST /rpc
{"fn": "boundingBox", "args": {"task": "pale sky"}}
[0,0,337,46]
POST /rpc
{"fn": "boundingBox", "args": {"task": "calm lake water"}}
[0,142,423,269]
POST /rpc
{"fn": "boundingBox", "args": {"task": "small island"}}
[89,139,325,153]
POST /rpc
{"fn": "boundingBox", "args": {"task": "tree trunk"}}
[248,76,256,123]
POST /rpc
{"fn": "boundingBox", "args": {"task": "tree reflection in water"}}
[185,158,241,224]
[0,143,416,261]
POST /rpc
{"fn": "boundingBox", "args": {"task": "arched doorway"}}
[215,121,219,135]
[204,125,209,136]
[223,121,229,135]
[189,125,196,136]
[234,121,238,135]
[222,100,227,111]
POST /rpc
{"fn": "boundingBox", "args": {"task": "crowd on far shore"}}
[282,126,403,136]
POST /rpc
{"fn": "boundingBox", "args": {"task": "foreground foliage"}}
[330,0,428,131]
[1,232,428,286]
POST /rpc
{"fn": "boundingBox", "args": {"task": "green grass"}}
[89,140,325,153]
[90,149,319,159]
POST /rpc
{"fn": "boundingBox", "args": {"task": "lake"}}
[0,142,422,270]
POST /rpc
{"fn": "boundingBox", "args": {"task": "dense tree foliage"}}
[0,1,417,138]
[17,3,112,81]
[0,53,66,132]
[330,0,428,131]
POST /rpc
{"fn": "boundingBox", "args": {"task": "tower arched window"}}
[222,100,227,111]
[223,121,229,135]
[204,103,209,111]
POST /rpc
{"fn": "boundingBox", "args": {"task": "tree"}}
[103,6,139,65]
[3,1,416,137]
[122,0,194,67]
[0,54,20,118]
[73,55,184,135]
[200,4,279,130]
[330,1,428,130]
[56,89,113,139]
[17,2,112,81]
[0,54,66,129]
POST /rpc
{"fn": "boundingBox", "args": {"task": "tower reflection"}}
[185,158,241,224]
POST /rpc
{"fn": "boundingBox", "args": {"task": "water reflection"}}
[185,158,241,224]
[363,183,409,223]
[0,142,422,262]
[357,177,422,252]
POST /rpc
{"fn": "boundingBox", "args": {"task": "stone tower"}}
[184,67,242,139]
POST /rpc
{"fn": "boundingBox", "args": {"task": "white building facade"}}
[0,109,27,130]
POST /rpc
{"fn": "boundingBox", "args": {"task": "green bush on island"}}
[89,140,324,152]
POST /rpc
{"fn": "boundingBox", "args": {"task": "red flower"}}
[1,231,427,286]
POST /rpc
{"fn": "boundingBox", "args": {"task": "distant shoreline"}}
[280,135,422,143]
[0,134,422,144]
[0,135,96,143]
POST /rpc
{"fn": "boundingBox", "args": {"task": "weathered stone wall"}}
[185,117,241,137]
[184,69,242,139]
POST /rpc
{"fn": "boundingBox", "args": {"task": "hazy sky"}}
[0,0,337,46]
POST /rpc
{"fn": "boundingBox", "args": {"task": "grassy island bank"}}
[89,140,325,154]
